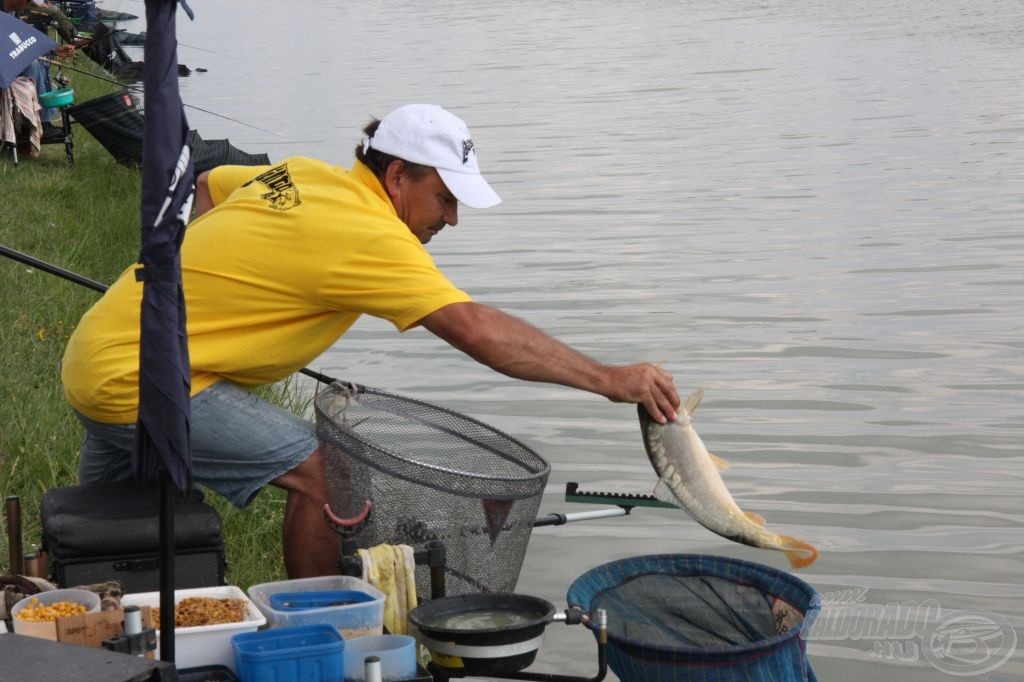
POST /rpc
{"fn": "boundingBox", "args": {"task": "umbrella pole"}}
[159,468,176,662]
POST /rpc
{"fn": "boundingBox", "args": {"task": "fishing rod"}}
[68,28,227,59]
[45,59,133,89]
[177,41,244,60]
[0,244,107,294]
[2,249,652,510]
[0,244,331,386]
[47,60,283,137]
[1,247,657,516]
[71,30,129,51]
[2,248,644,535]
[180,101,284,138]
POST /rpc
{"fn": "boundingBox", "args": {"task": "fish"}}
[638,388,819,569]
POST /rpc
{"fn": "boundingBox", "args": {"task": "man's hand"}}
[54,44,75,59]
[603,362,679,424]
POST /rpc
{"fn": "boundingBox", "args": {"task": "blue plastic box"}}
[269,590,376,611]
[248,576,385,639]
[233,624,345,682]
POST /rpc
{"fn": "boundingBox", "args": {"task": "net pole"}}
[533,508,627,527]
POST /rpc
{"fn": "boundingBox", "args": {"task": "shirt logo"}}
[462,138,474,164]
[243,163,302,211]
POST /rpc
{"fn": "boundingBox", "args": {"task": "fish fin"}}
[709,452,731,471]
[778,535,820,570]
[683,388,705,415]
[744,511,766,527]
[652,479,680,507]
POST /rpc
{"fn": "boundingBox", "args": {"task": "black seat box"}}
[41,481,226,592]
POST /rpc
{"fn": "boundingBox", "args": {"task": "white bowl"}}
[11,588,101,640]
[344,634,418,682]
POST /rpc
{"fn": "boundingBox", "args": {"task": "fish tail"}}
[778,534,820,570]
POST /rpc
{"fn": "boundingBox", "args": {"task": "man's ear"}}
[382,159,406,199]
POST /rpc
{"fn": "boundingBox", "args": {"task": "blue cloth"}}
[75,381,318,508]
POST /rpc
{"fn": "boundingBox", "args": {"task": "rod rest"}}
[338,538,448,599]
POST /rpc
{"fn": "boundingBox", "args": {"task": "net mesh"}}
[68,92,270,174]
[567,554,819,681]
[316,382,550,598]
[593,574,787,647]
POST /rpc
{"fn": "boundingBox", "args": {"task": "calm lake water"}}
[125,0,1024,678]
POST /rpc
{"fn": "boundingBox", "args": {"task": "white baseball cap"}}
[364,104,501,209]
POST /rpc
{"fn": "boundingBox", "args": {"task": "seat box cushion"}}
[41,482,223,558]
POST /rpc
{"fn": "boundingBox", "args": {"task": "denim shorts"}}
[75,381,318,508]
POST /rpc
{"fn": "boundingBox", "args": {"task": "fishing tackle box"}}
[39,481,226,592]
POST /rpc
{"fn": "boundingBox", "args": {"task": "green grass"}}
[1,57,303,590]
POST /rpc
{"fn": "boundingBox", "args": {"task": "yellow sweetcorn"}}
[14,597,89,622]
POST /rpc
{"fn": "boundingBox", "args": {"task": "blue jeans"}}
[75,381,318,508]
[20,60,56,121]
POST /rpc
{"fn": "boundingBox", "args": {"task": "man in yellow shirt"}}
[61,104,680,578]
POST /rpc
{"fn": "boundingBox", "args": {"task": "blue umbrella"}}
[1,12,58,89]
[135,0,195,663]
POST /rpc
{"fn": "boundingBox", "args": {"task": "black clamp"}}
[102,605,157,656]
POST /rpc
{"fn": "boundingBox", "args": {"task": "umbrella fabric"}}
[0,12,57,89]
[135,0,196,665]
[133,0,194,492]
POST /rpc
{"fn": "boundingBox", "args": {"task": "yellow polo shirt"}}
[62,158,471,423]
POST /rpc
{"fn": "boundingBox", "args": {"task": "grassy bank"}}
[0,57,298,589]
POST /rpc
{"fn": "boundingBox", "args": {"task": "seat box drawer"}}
[53,547,225,593]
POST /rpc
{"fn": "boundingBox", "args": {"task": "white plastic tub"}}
[122,585,265,671]
[248,575,385,639]
[10,588,102,640]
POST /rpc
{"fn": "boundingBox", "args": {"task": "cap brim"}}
[437,168,501,209]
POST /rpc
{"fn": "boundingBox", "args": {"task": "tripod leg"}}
[61,107,73,165]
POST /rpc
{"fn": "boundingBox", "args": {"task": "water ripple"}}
[176,2,1024,678]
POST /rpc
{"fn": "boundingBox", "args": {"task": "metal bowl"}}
[409,593,554,676]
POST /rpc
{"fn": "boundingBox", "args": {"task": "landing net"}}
[316,382,550,597]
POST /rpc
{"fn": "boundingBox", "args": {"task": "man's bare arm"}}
[420,301,679,423]
[192,171,214,219]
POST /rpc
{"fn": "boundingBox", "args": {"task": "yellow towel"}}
[358,544,418,635]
